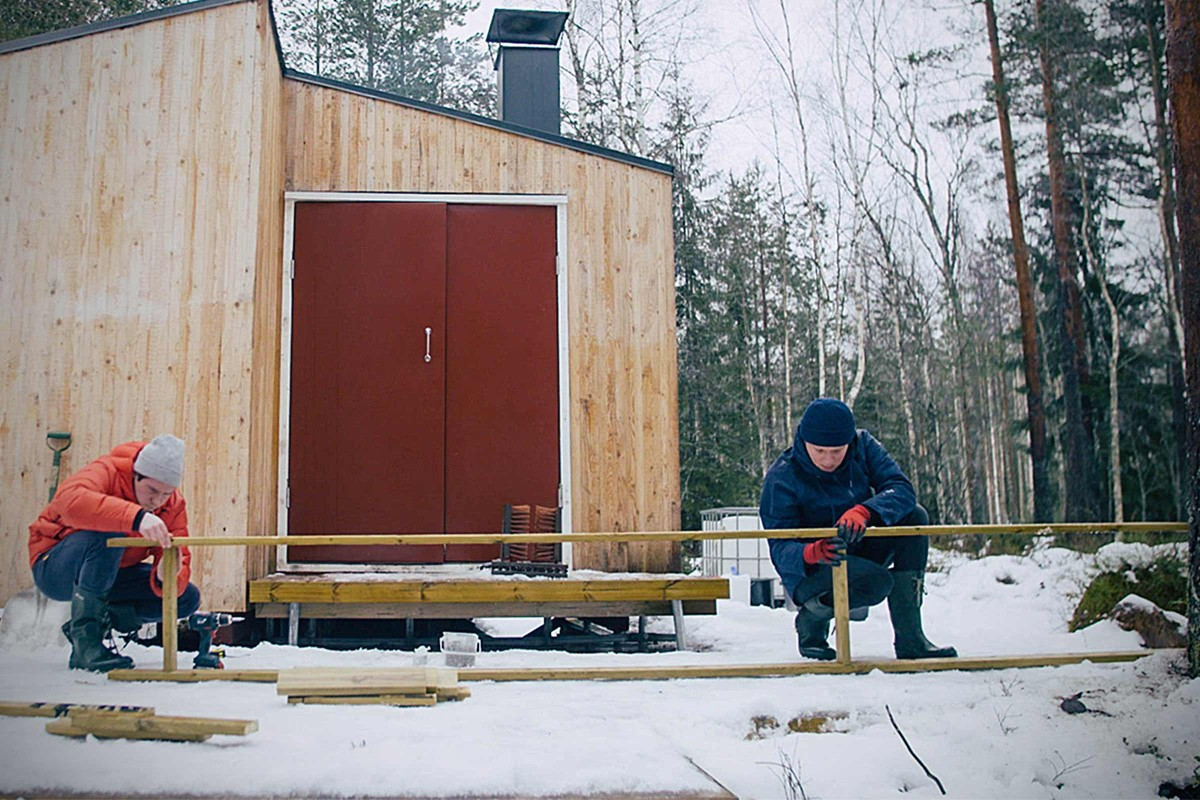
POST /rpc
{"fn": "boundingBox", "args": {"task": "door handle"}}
[424,327,432,363]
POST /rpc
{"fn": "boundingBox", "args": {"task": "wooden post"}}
[832,562,851,664]
[161,546,179,672]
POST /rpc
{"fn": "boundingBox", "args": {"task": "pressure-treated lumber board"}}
[276,667,453,697]
[248,577,729,604]
[252,600,718,619]
[161,546,179,673]
[0,701,155,718]
[833,562,851,664]
[434,686,472,701]
[107,668,279,682]
[46,718,210,742]
[102,651,1154,685]
[287,694,438,707]
[458,651,1153,681]
[422,667,461,690]
[66,709,258,736]
[45,709,258,741]
[104,521,1189,550]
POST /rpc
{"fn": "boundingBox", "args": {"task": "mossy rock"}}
[1070,559,1187,632]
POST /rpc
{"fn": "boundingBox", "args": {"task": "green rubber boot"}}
[888,571,957,660]
[66,588,134,672]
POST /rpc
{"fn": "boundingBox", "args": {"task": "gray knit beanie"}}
[133,434,185,486]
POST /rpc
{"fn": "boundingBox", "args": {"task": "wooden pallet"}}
[277,666,470,707]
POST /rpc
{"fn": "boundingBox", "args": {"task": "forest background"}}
[0,0,1190,533]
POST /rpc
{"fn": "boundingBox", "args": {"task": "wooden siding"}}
[246,0,285,586]
[0,0,277,609]
[283,80,682,572]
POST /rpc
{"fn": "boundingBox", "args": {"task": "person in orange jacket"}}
[28,435,201,672]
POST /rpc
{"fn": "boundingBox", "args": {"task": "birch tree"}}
[561,0,702,157]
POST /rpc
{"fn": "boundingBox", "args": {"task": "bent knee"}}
[178,584,202,618]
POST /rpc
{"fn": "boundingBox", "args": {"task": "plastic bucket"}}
[439,631,481,668]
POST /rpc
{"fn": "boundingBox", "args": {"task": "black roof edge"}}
[283,69,675,177]
[0,0,256,57]
[264,0,286,74]
[0,0,671,177]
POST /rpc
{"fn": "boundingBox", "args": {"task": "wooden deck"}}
[251,572,725,607]
[248,572,730,647]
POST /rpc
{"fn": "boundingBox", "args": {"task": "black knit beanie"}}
[798,398,856,446]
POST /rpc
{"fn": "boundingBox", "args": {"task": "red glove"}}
[836,504,871,545]
[803,538,847,566]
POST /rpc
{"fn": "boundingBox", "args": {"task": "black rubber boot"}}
[888,571,957,660]
[67,588,134,672]
[794,606,836,661]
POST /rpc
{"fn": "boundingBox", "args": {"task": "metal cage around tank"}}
[700,507,784,604]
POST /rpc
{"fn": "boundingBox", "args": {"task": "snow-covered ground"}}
[0,541,1195,799]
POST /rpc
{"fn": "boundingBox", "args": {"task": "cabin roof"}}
[0,0,673,177]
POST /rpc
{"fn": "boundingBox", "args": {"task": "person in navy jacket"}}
[760,398,956,661]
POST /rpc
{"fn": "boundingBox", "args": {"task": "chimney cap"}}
[486,9,568,46]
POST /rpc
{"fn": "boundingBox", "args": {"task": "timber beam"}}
[104,521,1188,549]
[104,650,1154,683]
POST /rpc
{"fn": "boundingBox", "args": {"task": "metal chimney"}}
[487,9,569,135]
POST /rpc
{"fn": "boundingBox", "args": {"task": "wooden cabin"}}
[0,0,686,617]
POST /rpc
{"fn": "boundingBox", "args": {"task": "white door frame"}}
[277,191,572,573]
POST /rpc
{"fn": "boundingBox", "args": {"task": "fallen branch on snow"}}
[885,704,946,795]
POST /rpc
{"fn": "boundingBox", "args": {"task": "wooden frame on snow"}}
[107,521,1182,677]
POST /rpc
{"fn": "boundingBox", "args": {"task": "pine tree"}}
[0,0,174,42]
[983,0,1052,522]
[276,0,493,115]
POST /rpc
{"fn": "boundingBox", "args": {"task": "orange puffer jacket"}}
[28,441,191,597]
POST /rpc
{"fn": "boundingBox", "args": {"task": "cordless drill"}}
[187,612,232,669]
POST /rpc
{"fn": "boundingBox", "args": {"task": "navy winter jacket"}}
[760,428,916,603]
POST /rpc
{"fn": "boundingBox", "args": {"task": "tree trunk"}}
[1149,14,1187,372]
[1079,161,1123,524]
[629,0,648,156]
[1148,11,1192,521]
[1164,0,1200,679]
[1036,0,1095,521]
[563,0,593,138]
[984,0,1052,521]
[923,352,948,521]
[847,262,867,409]
[894,290,918,495]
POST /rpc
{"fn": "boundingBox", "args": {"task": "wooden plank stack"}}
[277,667,470,707]
[44,708,257,743]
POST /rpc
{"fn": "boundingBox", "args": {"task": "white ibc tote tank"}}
[700,507,784,605]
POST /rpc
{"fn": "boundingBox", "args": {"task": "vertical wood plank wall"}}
[283,81,682,572]
[247,0,285,584]
[0,1,275,609]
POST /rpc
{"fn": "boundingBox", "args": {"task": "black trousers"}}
[793,505,930,609]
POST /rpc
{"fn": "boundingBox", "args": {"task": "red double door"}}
[288,202,560,564]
